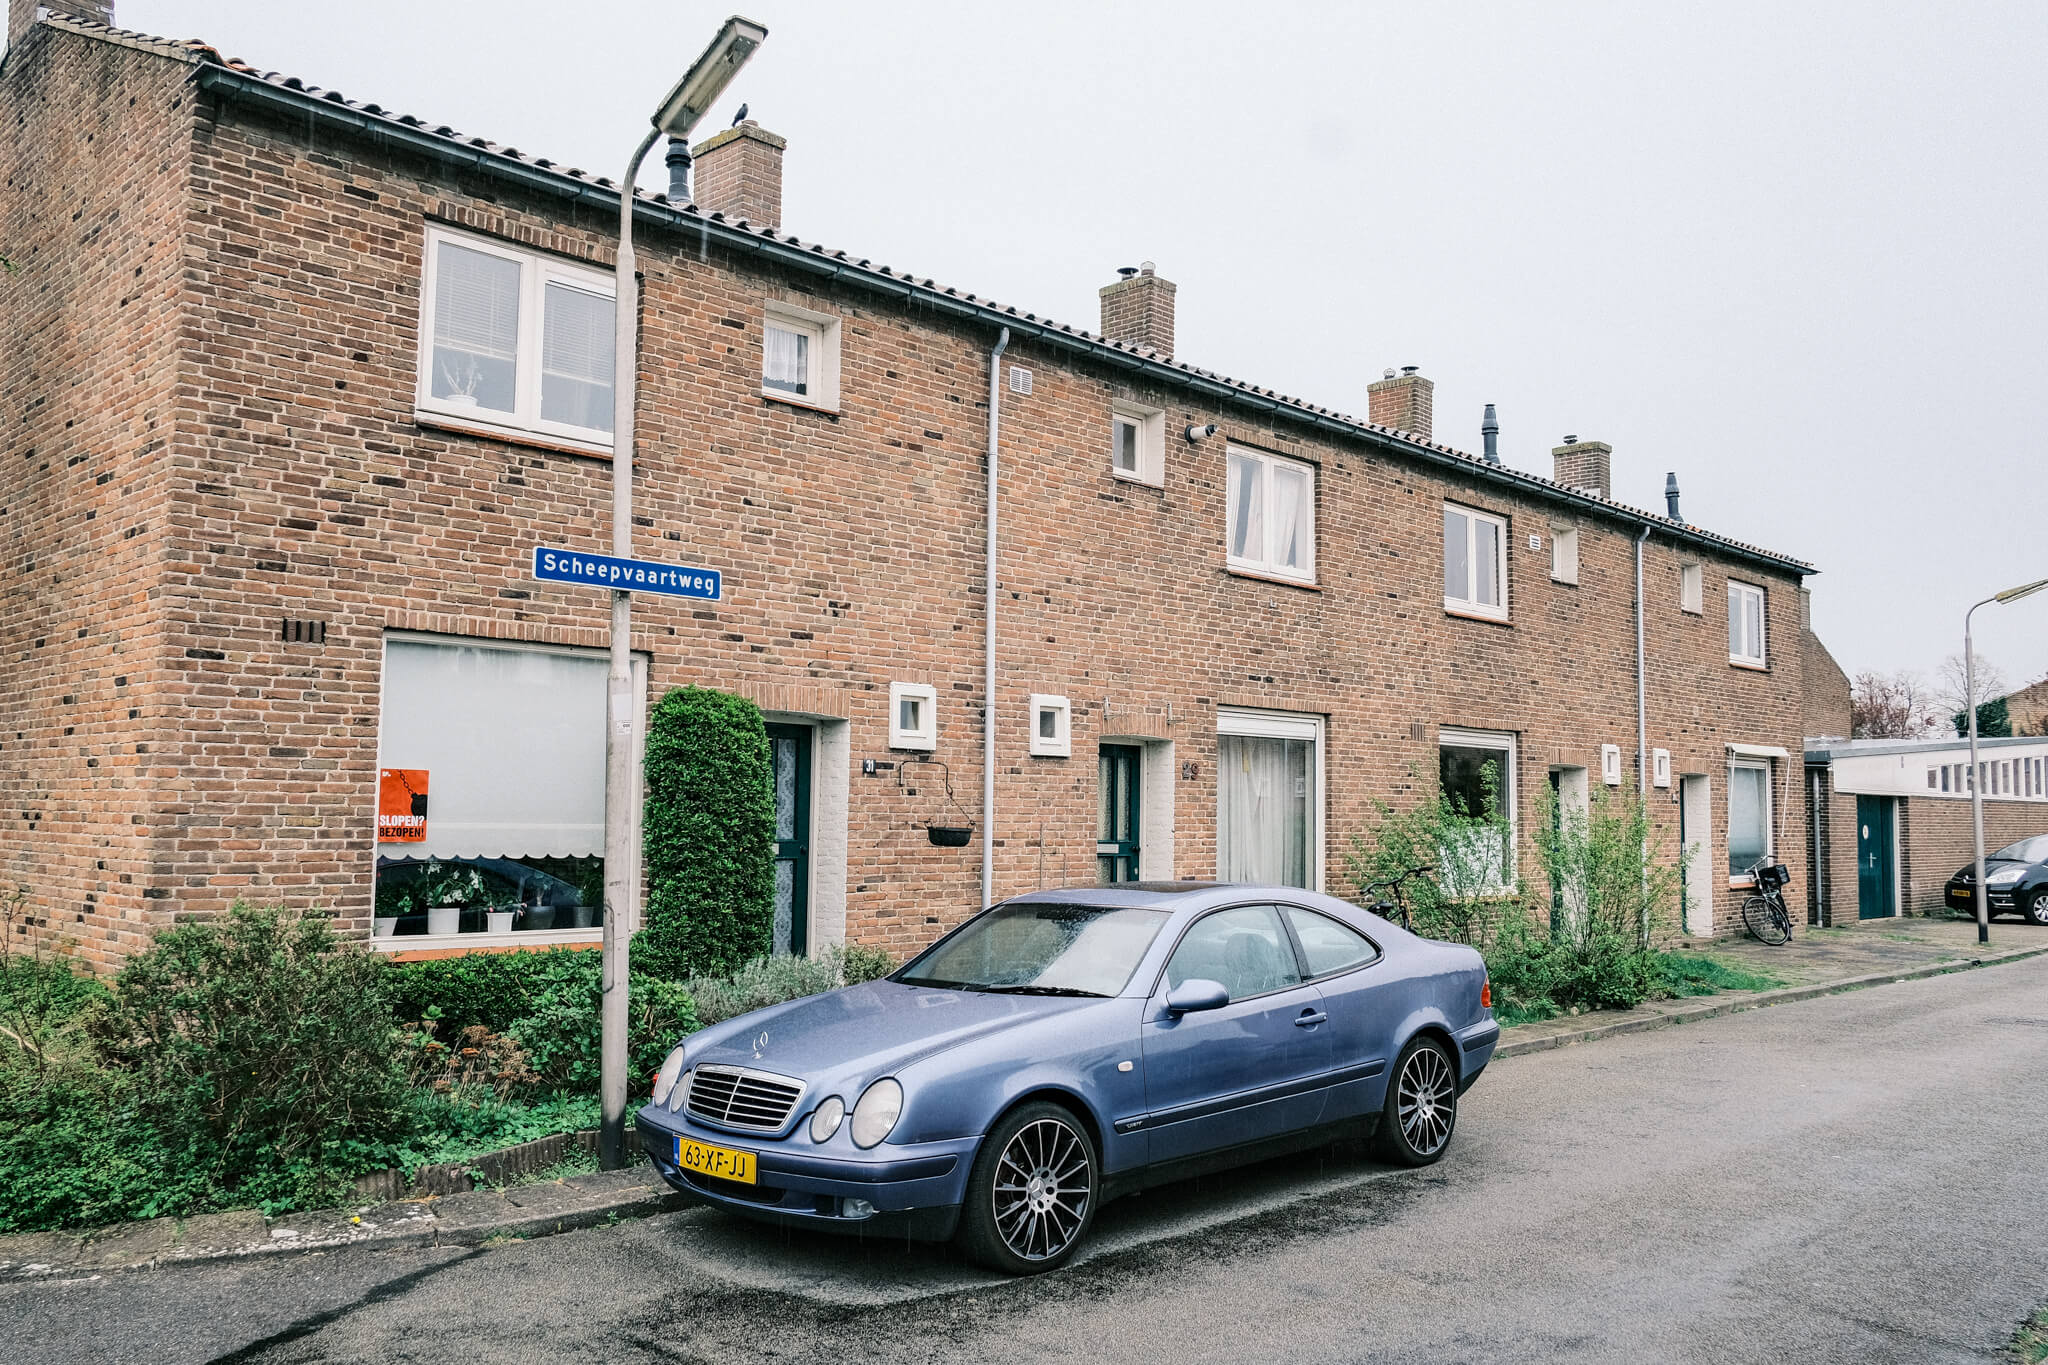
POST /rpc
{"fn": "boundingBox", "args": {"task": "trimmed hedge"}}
[638,686,776,979]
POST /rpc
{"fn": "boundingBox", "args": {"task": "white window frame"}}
[1438,726,1519,894]
[1028,694,1072,758]
[1550,523,1580,585]
[1652,749,1672,788]
[1109,400,1166,488]
[1727,756,1774,886]
[761,299,842,411]
[1443,502,1510,620]
[1216,707,1325,892]
[415,225,617,455]
[1729,579,1768,667]
[888,682,937,752]
[1600,742,1623,787]
[1225,445,1317,585]
[1680,562,1704,615]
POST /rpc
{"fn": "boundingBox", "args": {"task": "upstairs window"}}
[760,301,842,411]
[417,227,616,453]
[1110,401,1165,487]
[1444,503,1509,619]
[1226,446,1315,584]
[1729,580,1767,667]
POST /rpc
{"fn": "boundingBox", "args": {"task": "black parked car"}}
[1945,835,2048,925]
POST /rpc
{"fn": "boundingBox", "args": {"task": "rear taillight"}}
[1481,980,1492,1010]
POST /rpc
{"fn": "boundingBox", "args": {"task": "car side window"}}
[1165,905,1303,1000]
[1283,907,1380,978]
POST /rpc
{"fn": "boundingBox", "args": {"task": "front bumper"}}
[1947,882,2017,912]
[636,1104,975,1242]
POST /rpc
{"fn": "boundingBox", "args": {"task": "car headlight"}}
[849,1078,903,1149]
[809,1095,845,1143]
[1987,865,2028,886]
[651,1047,688,1107]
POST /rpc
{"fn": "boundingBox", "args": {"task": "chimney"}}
[1664,471,1684,523]
[1480,403,1500,464]
[1098,261,1176,358]
[1368,366,1434,440]
[689,120,785,229]
[664,136,692,203]
[1552,436,1612,499]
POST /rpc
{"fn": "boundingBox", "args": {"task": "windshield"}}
[897,903,1168,997]
[1991,836,2048,864]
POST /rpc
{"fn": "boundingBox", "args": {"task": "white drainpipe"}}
[1635,525,1651,792]
[982,328,1010,910]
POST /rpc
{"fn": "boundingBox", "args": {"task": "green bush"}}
[505,956,699,1090]
[88,904,412,1211]
[834,942,898,986]
[1345,764,1520,947]
[639,686,776,979]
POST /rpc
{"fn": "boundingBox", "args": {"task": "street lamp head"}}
[1994,577,2048,606]
[651,15,768,139]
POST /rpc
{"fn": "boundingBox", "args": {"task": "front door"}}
[766,723,812,955]
[1097,744,1142,882]
[1140,904,1332,1162]
[1857,794,1895,920]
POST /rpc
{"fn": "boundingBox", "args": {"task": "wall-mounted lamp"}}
[1185,423,1217,442]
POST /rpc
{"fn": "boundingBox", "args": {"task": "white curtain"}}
[1728,765,1768,876]
[378,639,610,860]
[1271,463,1306,571]
[1228,452,1264,561]
[540,282,615,431]
[1218,735,1311,887]
[764,324,809,393]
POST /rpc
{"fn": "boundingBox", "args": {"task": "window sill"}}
[1223,566,1321,592]
[1681,606,1704,616]
[374,928,603,959]
[417,412,613,461]
[1729,659,1770,672]
[1444,604,1512,626]
[761,391,841,418]
[1550,577,1579,588]
[1109,468,1165,491]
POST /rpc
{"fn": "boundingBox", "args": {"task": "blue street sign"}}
[531,546,722,601]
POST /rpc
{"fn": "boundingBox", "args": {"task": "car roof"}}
[1003,882,1366,916]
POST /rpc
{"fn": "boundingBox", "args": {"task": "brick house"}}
[3,9,1818,972]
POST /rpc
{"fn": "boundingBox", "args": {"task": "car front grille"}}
[683,1065,806,1133]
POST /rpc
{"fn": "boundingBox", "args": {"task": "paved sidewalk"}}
[1498,916,2048,1057]
[0,1168,681,1282]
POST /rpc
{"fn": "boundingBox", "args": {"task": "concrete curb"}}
[1495,940,2048,1059]
[0,1169,685,1283]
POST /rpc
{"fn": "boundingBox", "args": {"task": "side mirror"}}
[1165,979,1230,1015]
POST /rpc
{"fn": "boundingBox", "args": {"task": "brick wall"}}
[3,26,1815,966]
[1901,798,2048,915]
[0,29,196,970]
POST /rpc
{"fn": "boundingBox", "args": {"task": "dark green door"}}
[1097,745,1142,883]
[1856,794,1895,920]
[766,724,812,955]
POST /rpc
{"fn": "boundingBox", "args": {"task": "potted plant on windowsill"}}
[417,862,485,937]
[373,878,412,939]
[437,354,485,409]
[485,902,517,935]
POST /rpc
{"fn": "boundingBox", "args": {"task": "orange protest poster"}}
[378,768,428,843]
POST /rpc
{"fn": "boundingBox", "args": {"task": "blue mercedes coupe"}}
[637,882,1498,1274]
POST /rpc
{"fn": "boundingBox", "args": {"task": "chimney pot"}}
[664,136,692,203]
[1664,471,1684,523]
[1552,438,1614,499]
[690,120,787,231]
[1481,403,1500,464]
[1099,261,1177,357]
[1368,367,1434,440]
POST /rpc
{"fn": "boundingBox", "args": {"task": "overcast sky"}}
[106,1,2048,691]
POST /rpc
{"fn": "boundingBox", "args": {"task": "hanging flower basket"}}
[927,824,974,848]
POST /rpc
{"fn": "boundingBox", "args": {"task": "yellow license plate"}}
[678,1138,757,1185]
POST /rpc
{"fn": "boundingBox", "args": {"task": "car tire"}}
[2027,889,2048,928]
[1375,1034,1459,1167]
[957,1101,1099,1276]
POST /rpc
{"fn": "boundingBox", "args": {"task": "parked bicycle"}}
[1740,860,1794,946]
[1364,864,1437,933]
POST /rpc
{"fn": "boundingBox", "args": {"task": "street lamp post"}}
[600,16,767,1171]
[1964,577,2048,947]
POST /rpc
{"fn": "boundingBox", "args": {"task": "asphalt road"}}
[11,955,2048,1365]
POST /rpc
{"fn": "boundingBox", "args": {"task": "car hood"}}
[685,979,1097,1082]
[1953,859,2029,879]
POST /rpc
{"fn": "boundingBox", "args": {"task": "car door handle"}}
[1294,1010,1328,1028]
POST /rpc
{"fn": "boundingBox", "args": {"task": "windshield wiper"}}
[978,985,1108,998]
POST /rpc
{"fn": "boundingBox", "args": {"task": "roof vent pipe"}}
[665,136,691,202]
[1481,403,1500,464]
[1665,472,1684,523]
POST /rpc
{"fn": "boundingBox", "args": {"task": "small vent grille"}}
[280,618,328,645]
[684,1065,805,1133]
[1009,366,1033,395]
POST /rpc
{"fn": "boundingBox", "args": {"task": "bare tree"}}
[1851,670,1941,739]
[1934,651,2008,730]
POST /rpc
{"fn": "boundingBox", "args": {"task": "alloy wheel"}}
[1397,1043,1455,1157]
[990,1116,1092,1262]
